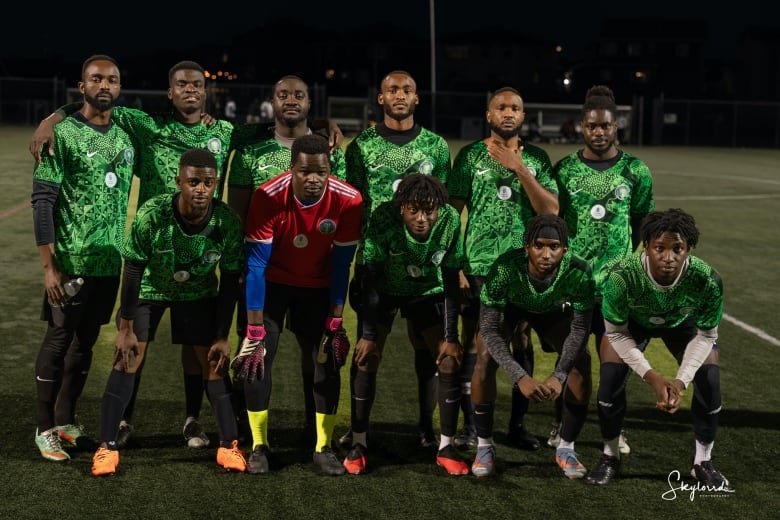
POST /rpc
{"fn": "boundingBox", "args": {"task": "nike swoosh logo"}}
[476,169,490,176]
[156,248,174,254]
[36,376,56,382]
[570,188,584,195]
[445,397,459,404]
[369,164,384,171]
[389,250,403,256]
[86,151,98,158]
[257,165,274,171]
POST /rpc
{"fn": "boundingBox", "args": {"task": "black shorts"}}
[372,293,446,333]
[459,275,484,320]
[627,317,702,361]
[122,298,217,345]
[264,282,329,342]
[41,275,120,329]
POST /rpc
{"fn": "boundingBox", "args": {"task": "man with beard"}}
[552,85,654,460]
[340,70,452,453]
[447,87,558,463]
[91,148,246,476]
[227,75,347,444]
[31,55,135,462]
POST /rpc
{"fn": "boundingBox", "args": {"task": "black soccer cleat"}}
[586,454,620,485]
[691,460,732,491]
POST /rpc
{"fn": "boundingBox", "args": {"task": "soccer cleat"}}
[343,443,368,475]
[418,429,439,449]
[35,427,70,461]
[183,418,210,449]
[247,445,270,475]
[216,440,246,472]
[338,428,353,449]
[555,448,587,479]
[436,444,470,475]
[313,446,346,476]
[547,422,561,448]
[691,460,732,491]
[618,429,631,455]
[586,454,620,485]
[453,426,477,450]
[58,422,87,449]
[91,447,119,476]
[116,421,134,449]
[471,445,496,478]
[506,425,540,451]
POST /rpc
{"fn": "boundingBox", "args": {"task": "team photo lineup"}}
[28,53,731,491]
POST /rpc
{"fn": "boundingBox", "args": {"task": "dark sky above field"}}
[3,1,774,64]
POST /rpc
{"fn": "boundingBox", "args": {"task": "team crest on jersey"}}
[590,204,606,220]
[406,265,422,278]
[202,250,222,264]
[614,184,630,200]
[430,250,446,266]
[678,307,696,317]
[206,138,222,154]
[293,234,309,248]
[105,171,118,188]
[174,270,191,282]
[649,316,666,325]
[497,186,513,201]
[124,148,135,164]
[318,219,336,234]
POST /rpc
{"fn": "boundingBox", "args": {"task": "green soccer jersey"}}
[480,249,595,314]
[228,136,347,190]
[363,202,464,297]
[448,140,558,277]
[110,107,269,206]
[553,150,654,294]
[33,116,135,276]
[602,253,723,331]
[345,125,451,263]
[122,193,244,301]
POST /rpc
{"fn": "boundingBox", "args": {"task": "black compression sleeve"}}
[361,261,382,341]
[31,181,59,245]
[442,267,460,342]
[119,260,145,320]
[215,271,240,339]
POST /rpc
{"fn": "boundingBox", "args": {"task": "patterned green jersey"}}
[122,193,244,301]
[448,141,558,276]
[363,202,464,297]
[345,125,451,263]
[110,107,268,206]
[602,252,723,330]
[32,115,135,276]
[553,150,654,294]
[228,136,347,189]
[480,249,595,314]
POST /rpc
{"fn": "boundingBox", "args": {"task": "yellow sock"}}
[247,409,269,449]
[315,412,336,452]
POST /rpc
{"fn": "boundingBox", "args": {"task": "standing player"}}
[233,134,362,476]
[447,87,559,451]
[342,174,468,476]
[227,75,347,442]
[90,148,246,476]
[470,214,594,478]
[31,54,135,461]
[551,85,654,454]
[587,209,731,491]
[341,70,452,449]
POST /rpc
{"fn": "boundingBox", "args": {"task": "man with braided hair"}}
[236,134,362,476]
[551,85,654,454]
[470,214,595,478]
[342,173,467,475]
[587,208,731,491]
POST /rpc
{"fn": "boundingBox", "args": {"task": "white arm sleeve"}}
[605,320,652,379]
[675,326,718,387]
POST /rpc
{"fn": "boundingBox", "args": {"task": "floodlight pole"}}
[429,0,437,132]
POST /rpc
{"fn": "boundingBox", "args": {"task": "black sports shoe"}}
[586,454,620,485]
[691,460,732,491]
[506,426,540,451]
[338,428,353,449]
[418,429,439,449]
[313,446,345,476]
[453,426,477,450]
[247,444,270,475]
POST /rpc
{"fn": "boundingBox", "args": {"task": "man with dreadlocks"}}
[470,214,595,478]
[587,208,730,491]
[341,173,467,476]
[551,85,654,458]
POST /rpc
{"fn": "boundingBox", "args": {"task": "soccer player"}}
[341,70,452,450]
[227,75,347,443]
[31,54,135,462]
[342,174,468,476]
[551,85,654,454]
[586,208,731,491]
[90,148,246,476]
[234,134,362,476]
[470,214,594,478]
[447,87,559,452]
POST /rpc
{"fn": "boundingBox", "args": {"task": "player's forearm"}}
[675,327,718,387]
[604,319,652,378]
[553,309,591,383]
[479,305,527,381]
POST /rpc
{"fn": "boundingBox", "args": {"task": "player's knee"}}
[437,354,459,374]
[596,362,629,407]
[693,363,721,411]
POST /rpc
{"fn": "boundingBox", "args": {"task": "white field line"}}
[722,313,780,347]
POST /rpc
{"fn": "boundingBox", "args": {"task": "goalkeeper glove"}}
[318,317,351,368]
[231,324,266,382]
